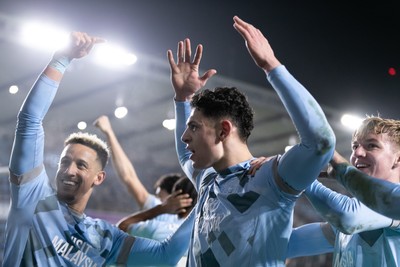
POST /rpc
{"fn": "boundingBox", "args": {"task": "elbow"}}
[117,221,129,233]
[328,213,362,235]
[315,129,336,157]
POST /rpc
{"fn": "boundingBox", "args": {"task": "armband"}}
[390,220,400,229]
[48,54,71,74]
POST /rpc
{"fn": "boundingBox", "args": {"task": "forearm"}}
[10,74,59,176]
[107,129,148,206]
[117,205,165,232]
[286,222,334,258]
[335,163,400,220]
[305,180,393,234]
[174,100,195,179]
[127,210,194,266]
[268,66,335,191]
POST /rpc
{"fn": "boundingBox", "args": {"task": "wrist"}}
[174,93,193,102]
[49,53,72,74]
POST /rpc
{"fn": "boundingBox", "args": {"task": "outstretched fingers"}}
[200,69,217,84]
[167,49,179,73]
[184,38,192,63]
[177,40,184,64]
[233,16,255,41]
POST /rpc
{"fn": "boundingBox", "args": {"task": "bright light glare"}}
[9,85,19,94]
[20,21,69,51]
[115,106,128,119]
[77,121,87,130]
[162,119,176,130]
[93,43,137,67]
[341,114,363,130]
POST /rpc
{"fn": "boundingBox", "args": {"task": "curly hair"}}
[172,176,198,218]
[353,116,400,148]
[191,87,254,142]
[153,173,183,194]
[64,132,110,170]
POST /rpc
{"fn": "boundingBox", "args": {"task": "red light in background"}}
[388,67,396,76]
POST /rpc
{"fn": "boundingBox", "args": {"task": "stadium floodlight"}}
[162,119,175,131]
[114,106,128,119]
[77,121,87,130]
[341,114,363,130]
[20,21,69,51]
[93,43,137,68]
[9,85,19,94]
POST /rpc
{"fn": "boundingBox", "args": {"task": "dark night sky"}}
[1,0,399,118]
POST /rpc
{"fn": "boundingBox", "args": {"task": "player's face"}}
[181,109,223,169]
[56,143,104,205]
[350,132,400,183]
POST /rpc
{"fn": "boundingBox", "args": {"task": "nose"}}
[352,146,366,158]
[181,128,190,144]
[63,163,78,176]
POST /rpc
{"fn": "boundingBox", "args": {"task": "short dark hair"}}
[191,87,254,142]
[154,173,183,194]
[64,132,109,170]
[172,176,198,218]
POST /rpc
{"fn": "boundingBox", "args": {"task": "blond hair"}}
[64,132,110,169]
[353,116,400,148]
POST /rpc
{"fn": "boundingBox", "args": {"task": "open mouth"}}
[63,180,78,186]
[60,179,79,188]
[355,163,369,169]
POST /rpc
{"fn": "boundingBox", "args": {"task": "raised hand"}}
[233,16,281,73]
[167,38,217,101]
[59,31,105,60]
[160,190,193,215]
[93,115,112,134]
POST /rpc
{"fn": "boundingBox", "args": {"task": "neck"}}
[214,142,253,172]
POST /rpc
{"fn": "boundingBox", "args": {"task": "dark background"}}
[1,0,399,118]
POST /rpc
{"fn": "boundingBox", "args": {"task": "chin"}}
[192,161,208,170]
[57,192,76,204]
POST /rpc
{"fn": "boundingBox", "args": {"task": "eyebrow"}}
[353,138,380,144]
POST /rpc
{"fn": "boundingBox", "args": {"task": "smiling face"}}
[56,143,105,208]
[181,108,223,169]
[350,132,400,183]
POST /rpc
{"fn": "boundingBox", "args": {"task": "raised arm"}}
[10,32,104,181]
[167,39,217,180]
[94,115,149,208]
[233,16,335,192]
[329,150,400,220]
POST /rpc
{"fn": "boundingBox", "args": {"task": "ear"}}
[219,120,233,141]
[94,171,106,186]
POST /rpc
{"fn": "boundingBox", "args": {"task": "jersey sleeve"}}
[286,222,334,258]
[267,66,335,193]
[305,180,394,234]
[334,163,400,220]
[126,209,195,266]
[9,74,59,178]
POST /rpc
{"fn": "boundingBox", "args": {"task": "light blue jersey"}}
[3,72,194,267]
[174,65,335,266]
[142,194,183,229]
[333,228,400,267]
[306,180,400,266]
[335,163,400,220]
[135,194,183,241]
